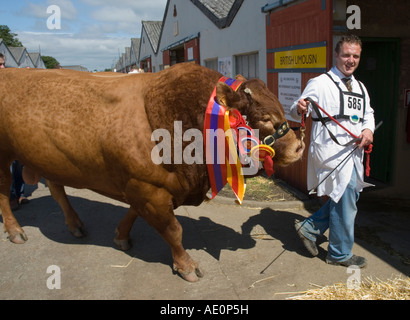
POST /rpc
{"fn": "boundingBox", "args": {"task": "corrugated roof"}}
[62,65,89,72]
[200,0,235,18]
[131,38,140,55]
[190,0,244,28]
[8,47,26,63]
[142,21,163,53]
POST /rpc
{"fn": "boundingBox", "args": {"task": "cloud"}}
[20,0,78,20]
[19,31,130,70]
[87,1,166,35]
[83,0,166,13]
[91,6,139,23]
[89,6,141,34]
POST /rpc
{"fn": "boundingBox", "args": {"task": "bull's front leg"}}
[144,202,203,282]
[125,180,203,282]
[0,163,27,243]
[46,180,87,238]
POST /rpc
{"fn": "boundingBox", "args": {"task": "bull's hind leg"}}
[125,180,203,282]
[46,180,86,238]
[114,206,139,251]
[0,162,28,243]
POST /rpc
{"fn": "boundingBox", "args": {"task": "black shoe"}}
[326,255,367,268]
[295,220,318,257]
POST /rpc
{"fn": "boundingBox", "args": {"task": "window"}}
[235,52,259,79]
[174,21,179,36]
[205,58,218,72]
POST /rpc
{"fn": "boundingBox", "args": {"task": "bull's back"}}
[0,69,149,188]
[0,65,219,205]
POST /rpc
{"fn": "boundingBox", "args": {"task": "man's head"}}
[0,53,5,69]
[334,34,362,77]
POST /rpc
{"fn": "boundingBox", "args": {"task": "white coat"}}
[289,67,375,203]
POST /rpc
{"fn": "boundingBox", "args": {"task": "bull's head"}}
[215,75,305,167]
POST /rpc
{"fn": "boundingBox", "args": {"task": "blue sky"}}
[1,0,167,70]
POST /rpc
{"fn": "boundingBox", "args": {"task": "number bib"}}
[325,73,366,124]
[342,93,364,123]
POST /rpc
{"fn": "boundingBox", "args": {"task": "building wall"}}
[0,42,18,68]
[139,27,155,72]
[264,0,333,193]
[36,56,46,69]
[198,0,267,83]
[18,49,35,68]
[264,0,410,199]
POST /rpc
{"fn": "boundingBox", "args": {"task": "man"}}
[290,35,375,268]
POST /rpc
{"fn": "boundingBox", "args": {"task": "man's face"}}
[0,57,5,69]
[335,42,361,77]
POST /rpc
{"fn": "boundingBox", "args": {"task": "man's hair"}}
[335,34,362,54]
[0,53,4,59]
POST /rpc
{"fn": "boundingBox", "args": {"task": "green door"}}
[355,38,400,183]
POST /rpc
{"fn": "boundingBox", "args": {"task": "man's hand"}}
[297,98,309,115]
[357,128,373,149]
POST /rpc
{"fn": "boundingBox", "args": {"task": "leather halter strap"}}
[262,121,290,147]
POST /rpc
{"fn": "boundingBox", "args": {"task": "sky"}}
[1,0,168,71]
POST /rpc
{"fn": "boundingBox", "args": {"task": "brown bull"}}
[0,63,304,282]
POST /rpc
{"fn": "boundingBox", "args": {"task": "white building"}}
[156,0,268,83]
[29,52,46,69]
[116,0,268,82]
[0,38,19,68]
[9,47,35,68]
[130,38,141,69]
[139,21,163,73]
[0,40,46,69]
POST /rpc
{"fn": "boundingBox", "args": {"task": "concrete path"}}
[0,182,409,300]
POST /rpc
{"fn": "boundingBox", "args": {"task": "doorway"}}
[355,38,400,183]
[170,45,185,66]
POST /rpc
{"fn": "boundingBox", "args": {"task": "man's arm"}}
[289,78,319,120]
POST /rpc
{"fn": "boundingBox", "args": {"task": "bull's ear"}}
[235,74,247,81]
[216,82,240,108]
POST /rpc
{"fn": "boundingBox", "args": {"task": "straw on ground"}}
[283,276,409,300]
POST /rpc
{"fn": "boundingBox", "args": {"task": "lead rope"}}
[300,113,306,146]
[305,97,375,177]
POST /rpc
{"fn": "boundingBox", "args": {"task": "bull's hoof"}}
[8,231,28,244]
[69,225,87,238]
[174,264,204,282]
[114,238,132,251]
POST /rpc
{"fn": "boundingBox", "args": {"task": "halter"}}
[262,121,291,147]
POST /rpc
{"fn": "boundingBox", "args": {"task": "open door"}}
[355,38,400,183]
